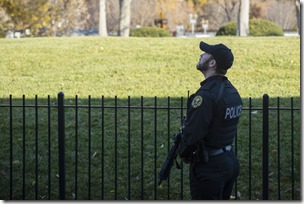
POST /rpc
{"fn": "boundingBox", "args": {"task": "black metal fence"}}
[0,93,301,200]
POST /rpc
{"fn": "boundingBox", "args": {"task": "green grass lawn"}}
[0,36,301,200]
[0,36,300,99]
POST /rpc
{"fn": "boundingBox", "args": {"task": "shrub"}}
[0,30,5,38]
[130,27,172,37]
[216,21,237,36]
[216,18,284,36]
[249,19,284,36]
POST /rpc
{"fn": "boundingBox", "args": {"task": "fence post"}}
[58,92,66,200]
[262,94,269,200]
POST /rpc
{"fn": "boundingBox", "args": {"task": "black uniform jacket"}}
[179,75,242,160]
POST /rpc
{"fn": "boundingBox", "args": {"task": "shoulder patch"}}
[191,96,203,108]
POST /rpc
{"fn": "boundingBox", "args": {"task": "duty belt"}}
[207,145,232,156]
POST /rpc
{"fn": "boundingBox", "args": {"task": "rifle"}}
[158,117,186,186]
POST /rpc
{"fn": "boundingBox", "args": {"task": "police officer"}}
[178,41,242,200]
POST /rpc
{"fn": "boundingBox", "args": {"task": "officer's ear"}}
[209,59,216,67]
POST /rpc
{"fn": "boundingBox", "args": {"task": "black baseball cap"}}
[199,41,234,70]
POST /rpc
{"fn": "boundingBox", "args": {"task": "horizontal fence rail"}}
[0,93,301,200]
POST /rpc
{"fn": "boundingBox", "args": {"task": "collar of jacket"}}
[200,75,227,87]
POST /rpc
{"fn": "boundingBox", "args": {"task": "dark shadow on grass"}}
[0,95,301,200]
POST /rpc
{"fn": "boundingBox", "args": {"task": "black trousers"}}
[189,150,240,200]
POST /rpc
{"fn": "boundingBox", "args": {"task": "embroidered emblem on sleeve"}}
[192,96,203,108]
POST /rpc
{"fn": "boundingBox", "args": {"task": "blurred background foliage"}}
[0,0,300,38]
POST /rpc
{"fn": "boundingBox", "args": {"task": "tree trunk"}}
[99,0,108,37]
[294,0,300,35]
[118,0,132,37]
[238,0,249,36]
